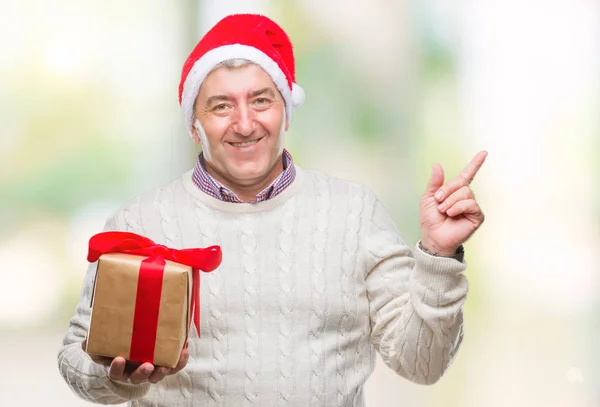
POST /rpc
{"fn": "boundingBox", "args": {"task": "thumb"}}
[425,163,445,196]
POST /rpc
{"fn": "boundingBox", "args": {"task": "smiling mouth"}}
[228,137,263,148]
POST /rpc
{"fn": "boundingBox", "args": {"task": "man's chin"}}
[223,156,282,184]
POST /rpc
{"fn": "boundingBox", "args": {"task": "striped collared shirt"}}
[191,149,296,203]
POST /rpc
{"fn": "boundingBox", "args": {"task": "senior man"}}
[58,13,486,407]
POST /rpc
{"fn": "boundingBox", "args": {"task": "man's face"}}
[193,63,289,189]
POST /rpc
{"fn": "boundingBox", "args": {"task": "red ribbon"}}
[88,231,222,363]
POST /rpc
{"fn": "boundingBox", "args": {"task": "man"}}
[58,13,486,406]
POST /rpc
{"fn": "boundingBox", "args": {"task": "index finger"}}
[460,150,488,184]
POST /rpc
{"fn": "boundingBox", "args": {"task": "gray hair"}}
[213,58,254,70]
[193,59,256,117]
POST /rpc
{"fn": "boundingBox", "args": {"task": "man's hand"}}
[81,340,189,384]
[419,151,487,256]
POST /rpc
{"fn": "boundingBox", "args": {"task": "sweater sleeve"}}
[57,212,152,404]
[364,197,468,385]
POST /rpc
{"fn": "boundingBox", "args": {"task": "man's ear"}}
[285,118,290,132]
[192,130,200,144]
[191,120,201,144]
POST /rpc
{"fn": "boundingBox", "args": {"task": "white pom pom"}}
[291,83,305,108]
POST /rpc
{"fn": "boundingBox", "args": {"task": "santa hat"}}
[178,14,305,137]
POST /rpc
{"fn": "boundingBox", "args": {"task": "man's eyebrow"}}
[204,88,276,107]
[205,95,230,107]
[249,88,276,98]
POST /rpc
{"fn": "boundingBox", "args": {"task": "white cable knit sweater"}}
[58,166,468,407]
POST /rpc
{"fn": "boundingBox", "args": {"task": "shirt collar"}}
[191,149,296,203]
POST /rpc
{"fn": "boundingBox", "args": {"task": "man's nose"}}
[231,104,256,137]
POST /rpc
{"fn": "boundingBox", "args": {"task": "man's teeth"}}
[230,139,259,147]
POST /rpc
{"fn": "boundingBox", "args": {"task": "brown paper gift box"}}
[85,253,192,368]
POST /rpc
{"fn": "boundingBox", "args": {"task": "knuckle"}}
[442,197,454,209]
[448,179,466,195]
[455,177,468,189]
[446,205,455,216]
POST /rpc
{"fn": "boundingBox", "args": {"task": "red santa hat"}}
[178,14,305,137]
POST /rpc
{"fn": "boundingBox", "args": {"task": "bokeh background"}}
[1,0,598,405]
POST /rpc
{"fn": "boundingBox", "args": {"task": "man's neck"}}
[204,157,285,203]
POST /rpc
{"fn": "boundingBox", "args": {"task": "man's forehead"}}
[199,65,279,98]
[207,63,272,83]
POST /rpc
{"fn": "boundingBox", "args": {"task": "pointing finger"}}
[459,150,488,185]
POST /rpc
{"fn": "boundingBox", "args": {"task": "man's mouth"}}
[228,137,262,148]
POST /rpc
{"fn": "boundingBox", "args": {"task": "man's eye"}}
[253,98,271,108]
[213,104,228,111]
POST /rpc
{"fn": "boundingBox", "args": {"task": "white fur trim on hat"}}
[291,83,305,108]
[181,44,301,137]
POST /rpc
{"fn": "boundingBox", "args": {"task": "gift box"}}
[84,232,222,368]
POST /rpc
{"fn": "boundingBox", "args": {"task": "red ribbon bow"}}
[88,231,222,363]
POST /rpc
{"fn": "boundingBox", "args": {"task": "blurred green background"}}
[1,0,598,405]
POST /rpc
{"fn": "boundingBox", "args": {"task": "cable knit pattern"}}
[337,185,364,406]
[438,291,464,379]
[277,198,299,403]
[124,196,142,233]
[241,213,261,404]
[192,198,226,406]
[58,167,469,407]
[157,184,180,246]
[153,183,185,406]
[308,172,331,406]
